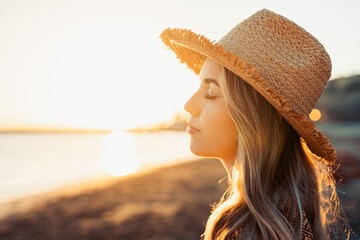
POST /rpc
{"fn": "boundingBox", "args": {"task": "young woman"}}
[160,9,350,240]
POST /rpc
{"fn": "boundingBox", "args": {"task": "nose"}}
[184,91,200,116]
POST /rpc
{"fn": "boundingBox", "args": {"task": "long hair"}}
[201,64,350,240]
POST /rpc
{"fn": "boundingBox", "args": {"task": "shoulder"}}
[232,224,246,240]
[231,207,315,240]
[301,211,316,240]
[281,202,316,240]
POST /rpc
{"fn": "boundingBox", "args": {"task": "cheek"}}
[206,109,237,146]
[206,102,236,136]
[191,103,238,158]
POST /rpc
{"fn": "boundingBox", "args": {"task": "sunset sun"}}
[101,131,139,177]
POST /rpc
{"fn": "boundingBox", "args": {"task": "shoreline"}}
[0,157,213,219]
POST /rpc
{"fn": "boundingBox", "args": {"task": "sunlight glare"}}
[309,108,321,121]
[101,131,139,177]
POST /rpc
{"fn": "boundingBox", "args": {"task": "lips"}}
[186,121,200,131]
[189,125,200,131]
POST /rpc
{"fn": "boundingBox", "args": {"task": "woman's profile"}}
[159,9,350,240]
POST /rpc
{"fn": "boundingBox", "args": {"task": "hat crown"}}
[217,9,332,116]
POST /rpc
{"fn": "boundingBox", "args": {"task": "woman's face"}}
[184,58,238,161]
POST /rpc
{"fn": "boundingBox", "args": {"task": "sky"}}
[0,0,359,130]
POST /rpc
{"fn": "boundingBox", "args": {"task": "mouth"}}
[186,123,200,133]
[186,121,200,131]
[189,125,200,131]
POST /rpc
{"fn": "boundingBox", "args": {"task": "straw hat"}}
[159,8,336,163]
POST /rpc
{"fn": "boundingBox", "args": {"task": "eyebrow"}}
[203,78,220,87]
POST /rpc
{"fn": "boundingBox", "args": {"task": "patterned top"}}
[231,205,315,240]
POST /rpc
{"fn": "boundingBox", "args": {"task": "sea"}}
[0,122,359,204]
[0,130,201,203]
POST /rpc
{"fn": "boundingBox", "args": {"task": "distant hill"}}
[127,112,188,132]
[315,74,360,122]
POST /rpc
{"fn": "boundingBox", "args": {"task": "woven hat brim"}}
[159,28,337,163]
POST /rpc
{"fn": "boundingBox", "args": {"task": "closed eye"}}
[203,92,217,100]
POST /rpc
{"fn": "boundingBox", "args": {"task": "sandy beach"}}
[0,156,359,239]
[0,158,229,240]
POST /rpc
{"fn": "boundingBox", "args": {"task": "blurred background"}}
[0,0,359,239]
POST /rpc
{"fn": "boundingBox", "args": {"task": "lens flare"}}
[309,109,321,121]
[101,131,139,177]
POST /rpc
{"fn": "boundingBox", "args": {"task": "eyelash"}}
[203,92,216,100]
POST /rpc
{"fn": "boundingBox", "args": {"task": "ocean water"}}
[0,130,201,203]
[0,122,358,204]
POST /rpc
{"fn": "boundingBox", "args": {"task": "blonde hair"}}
[201,63,350,240]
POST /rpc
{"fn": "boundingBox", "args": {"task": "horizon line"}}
[0,126,165,134]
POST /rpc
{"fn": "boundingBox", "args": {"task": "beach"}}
[0,158,228,239]
[0,156,359,239]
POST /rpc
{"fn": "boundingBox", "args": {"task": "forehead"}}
[200,58,222,79]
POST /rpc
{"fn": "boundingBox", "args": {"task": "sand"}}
[0,158,228,240]
[0,157,358,240]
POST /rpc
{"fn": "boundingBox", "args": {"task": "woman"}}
[159,9,350,240]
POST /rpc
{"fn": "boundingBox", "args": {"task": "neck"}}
[220,157,235,182]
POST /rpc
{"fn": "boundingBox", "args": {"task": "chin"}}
[189,142,205,157]
[189,146,203,157]
[189,142,217,158]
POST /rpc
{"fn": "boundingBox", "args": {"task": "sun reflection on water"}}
[101,131,139,177]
